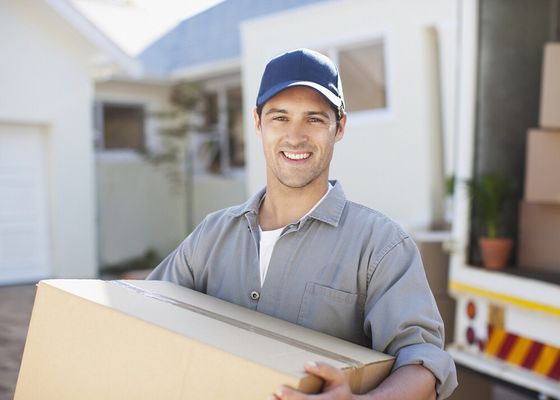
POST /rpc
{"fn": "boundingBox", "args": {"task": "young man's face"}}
[253,86,346,190]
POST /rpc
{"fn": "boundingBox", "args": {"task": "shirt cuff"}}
[393,343,458,400]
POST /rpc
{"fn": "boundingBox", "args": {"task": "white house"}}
[0,0,139,284]
[0,0,460,284]
[242,0,459,231]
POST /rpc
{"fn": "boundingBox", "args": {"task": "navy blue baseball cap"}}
[256,48,345,117]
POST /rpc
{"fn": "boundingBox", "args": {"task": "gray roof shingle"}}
[138,0,329,76]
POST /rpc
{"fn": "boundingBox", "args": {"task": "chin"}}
[278,176,318,189]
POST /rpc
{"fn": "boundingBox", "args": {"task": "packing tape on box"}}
[111,280,364,370]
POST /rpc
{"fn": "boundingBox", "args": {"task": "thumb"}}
[304,361,347,387]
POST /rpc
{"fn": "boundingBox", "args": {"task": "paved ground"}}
[0,269,150,400]
[0,284,36,400]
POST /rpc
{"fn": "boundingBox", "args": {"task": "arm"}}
[146,218,209,288]
[363,237,456,398]
[273,362,436,400]
[146,239,195,287]
[359,364,436,400]
[272,363,436,400]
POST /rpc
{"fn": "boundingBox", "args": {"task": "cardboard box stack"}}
[539,43,560,129]
[15,280,394,400]
[518,42,560,272]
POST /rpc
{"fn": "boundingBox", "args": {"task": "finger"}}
[304,361,347,386]
[276,385,350,400]
[274,385,310,400]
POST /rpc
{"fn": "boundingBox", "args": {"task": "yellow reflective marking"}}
[534,345,559,375]
[506,336,532,365]
[485,327,507,356]
[450,281,560,317]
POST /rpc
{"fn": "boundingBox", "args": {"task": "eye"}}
[308,117,326,124]
[272,115,288,122]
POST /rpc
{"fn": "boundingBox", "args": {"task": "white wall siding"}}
[192,175,247,229]
[95,154,188,266]
[0,1,98,279]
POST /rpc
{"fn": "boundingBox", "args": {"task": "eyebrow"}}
[306,111,331,119]
[264,108,288,115]
[264,108,331,119]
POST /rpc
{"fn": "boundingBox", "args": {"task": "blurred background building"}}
[0,0,459,282]
[1,0,559,399]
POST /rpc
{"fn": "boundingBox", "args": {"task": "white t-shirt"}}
[258,184,333,286]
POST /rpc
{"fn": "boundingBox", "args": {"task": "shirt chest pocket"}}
[297,282,365,344]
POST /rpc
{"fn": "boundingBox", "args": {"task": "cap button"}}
[250,290,260,301]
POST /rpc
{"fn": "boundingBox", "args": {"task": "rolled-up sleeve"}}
[364,237,458,399]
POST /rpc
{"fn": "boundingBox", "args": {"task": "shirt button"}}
[250,290,260,300]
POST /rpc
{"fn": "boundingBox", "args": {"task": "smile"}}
[282,151,311,160]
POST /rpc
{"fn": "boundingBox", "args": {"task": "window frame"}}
[195,77,245,176]
[94,101,147,155]
[317,32,394,126]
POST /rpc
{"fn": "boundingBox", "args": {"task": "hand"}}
[271,361,354,400]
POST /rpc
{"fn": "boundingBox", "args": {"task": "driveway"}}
[0,284,36,400]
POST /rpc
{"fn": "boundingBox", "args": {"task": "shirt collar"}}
[306,180,346,227]
[229,180,347,227]
[229,187,266,217]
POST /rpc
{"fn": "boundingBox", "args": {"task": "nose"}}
[284,120,309,146]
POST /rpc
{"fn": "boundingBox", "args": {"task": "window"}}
[321,40,388,114]
[97,104,145,152]
[338,42,387,112]
[202,92,218,130]
[191,86,244,175]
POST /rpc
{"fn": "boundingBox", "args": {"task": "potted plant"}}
[467,173,515,270]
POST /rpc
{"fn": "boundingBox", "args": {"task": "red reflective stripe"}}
[522,341,544,369]
[548,354,560,380]
[497,333,518,360]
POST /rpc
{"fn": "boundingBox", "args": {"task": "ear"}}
[253,107,262,137]
[334,112,347,143]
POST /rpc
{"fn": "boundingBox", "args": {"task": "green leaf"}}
[467,173,514,238]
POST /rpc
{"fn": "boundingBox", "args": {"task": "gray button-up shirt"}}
[148,181,457,398]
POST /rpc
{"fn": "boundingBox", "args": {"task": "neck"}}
[259,179,329,231]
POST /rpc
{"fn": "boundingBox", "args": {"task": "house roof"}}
[46,0,142,77]
[138,0,329,77]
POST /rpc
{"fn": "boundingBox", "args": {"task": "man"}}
[148,48,457,399]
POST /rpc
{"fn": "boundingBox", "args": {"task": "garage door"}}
[0,123,50,284]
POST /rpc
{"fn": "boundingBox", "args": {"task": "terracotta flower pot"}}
[478,237,513,270]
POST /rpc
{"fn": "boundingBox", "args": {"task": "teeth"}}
[283,152,310,160]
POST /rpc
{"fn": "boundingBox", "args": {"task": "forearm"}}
[355,365,436,400]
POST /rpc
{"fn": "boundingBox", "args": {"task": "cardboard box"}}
[15,280,394,400]
[524,129,560,203]
[539,43,560,129]
[518,201,560,272]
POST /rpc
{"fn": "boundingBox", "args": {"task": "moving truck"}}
[446,2,560,398]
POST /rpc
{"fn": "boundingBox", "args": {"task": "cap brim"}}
[257,80,343,109]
